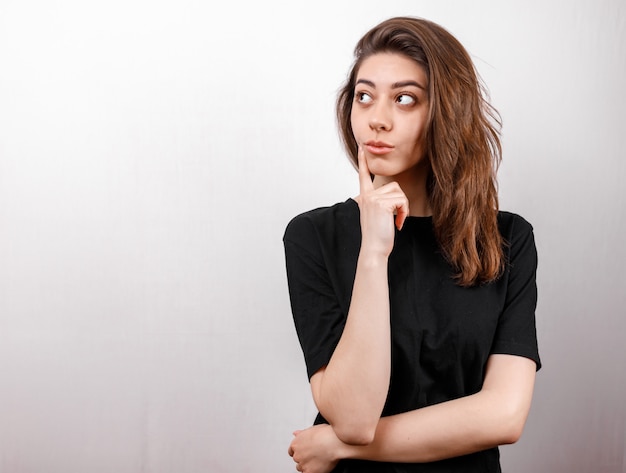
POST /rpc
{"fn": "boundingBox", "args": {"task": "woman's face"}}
[350,52,429,181]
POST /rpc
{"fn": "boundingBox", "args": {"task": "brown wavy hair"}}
[337,16,504,286]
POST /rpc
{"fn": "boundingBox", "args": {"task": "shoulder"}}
[497,211,534,242]
[497,210,533,231]
[497,211,537,266]
[283,198,359,244]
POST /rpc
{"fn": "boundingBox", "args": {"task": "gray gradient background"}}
[0,0,624,472]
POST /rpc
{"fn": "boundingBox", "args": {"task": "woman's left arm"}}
[289,354,536,469]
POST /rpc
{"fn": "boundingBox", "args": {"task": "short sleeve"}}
[283,214,347,379]
[491,214,542,370]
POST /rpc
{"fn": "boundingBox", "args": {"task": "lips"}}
[364,140,394,155]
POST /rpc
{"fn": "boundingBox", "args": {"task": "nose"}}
[369,101,392,132]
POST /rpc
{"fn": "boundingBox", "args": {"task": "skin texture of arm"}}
[340,354,536,462]
[308,148,409,445]
[289,354,536,472]
[309,253,390,445]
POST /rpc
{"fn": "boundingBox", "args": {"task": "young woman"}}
[283,16,540,473]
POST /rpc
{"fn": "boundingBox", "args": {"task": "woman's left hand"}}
[288,424,343,473]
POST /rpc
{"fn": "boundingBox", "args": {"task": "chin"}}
[369,165,401,178]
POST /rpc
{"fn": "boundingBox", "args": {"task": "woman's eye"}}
[397,94,415,105]
[356,92,373,104]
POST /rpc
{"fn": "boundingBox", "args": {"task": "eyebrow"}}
[356,79,427,90]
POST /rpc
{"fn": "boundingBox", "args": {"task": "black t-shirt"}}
[283,198,541,473]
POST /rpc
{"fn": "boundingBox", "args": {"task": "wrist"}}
[317,423,355,461]
[335,438,359,461]
[357,246,390,267]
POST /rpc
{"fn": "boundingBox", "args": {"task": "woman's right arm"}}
[309,148,409,445]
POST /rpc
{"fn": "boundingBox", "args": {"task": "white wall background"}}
[0,0,624,472]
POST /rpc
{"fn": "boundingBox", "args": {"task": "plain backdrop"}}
[0,0,625,472]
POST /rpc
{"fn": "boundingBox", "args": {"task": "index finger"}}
[357,145,374,192]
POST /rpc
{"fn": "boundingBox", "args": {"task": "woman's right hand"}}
[355,146,409,257]
[305,146,398,440]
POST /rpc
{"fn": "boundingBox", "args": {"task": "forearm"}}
[338,392,512,462]
[313,250,391,444]
[336,355,536,462]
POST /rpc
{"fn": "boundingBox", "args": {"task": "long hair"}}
[337,16,504,286]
